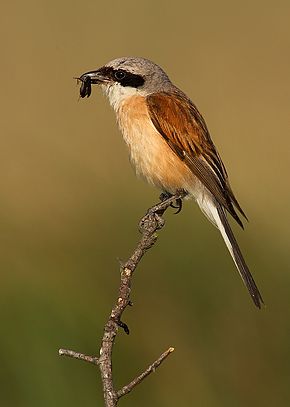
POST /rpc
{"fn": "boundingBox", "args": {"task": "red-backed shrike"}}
[77,57,263,308]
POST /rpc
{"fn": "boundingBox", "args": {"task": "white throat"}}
[102,83,142,112]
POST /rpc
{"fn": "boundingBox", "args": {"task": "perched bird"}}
[77,57,263,308]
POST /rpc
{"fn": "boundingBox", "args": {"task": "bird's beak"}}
[76,69,109,98]
[80,70,108,84]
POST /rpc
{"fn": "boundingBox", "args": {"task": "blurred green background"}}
[1,0,290,405]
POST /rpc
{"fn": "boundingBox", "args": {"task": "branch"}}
[59,192,184,406]
[58,349,99,365]
[117,347,175,399]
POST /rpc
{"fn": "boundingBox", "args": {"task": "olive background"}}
[1,0,290,406]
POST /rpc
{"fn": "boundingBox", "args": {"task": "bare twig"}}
[58,348,99,365]
[59,192,184,406]
[117,347,175,399]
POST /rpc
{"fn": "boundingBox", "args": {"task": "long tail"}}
[197,196,263,308]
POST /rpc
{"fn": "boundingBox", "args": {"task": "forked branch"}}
[59,192,184,406]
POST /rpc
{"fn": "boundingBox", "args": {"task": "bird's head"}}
[77,57,174,110]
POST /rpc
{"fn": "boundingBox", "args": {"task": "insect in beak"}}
[75,75,92,98]
[75,70,109,98]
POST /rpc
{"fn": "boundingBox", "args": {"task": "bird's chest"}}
[115,95,194,192]
[116,96,166,179]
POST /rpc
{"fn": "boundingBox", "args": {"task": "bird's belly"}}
[117,95,197,193]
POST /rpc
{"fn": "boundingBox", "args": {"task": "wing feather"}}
[147,91,246,227]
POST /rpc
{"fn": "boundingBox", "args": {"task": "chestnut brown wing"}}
[147,91,246,227]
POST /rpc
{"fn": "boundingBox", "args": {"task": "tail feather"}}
[197,196,263,308]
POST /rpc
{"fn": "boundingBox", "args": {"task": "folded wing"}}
[147,91,247,228]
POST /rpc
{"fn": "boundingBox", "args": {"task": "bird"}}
[77,56,263,308]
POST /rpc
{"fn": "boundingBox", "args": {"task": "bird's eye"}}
[114,70,126,80]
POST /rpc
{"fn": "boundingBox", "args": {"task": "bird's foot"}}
[139,191,186,233]
[159,191,173,202]
[159,191,184,214]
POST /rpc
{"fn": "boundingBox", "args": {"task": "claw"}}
[159,192,184,214]
[172,198,183,214]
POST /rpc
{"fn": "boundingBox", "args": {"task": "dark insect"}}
[78,76,92,98]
